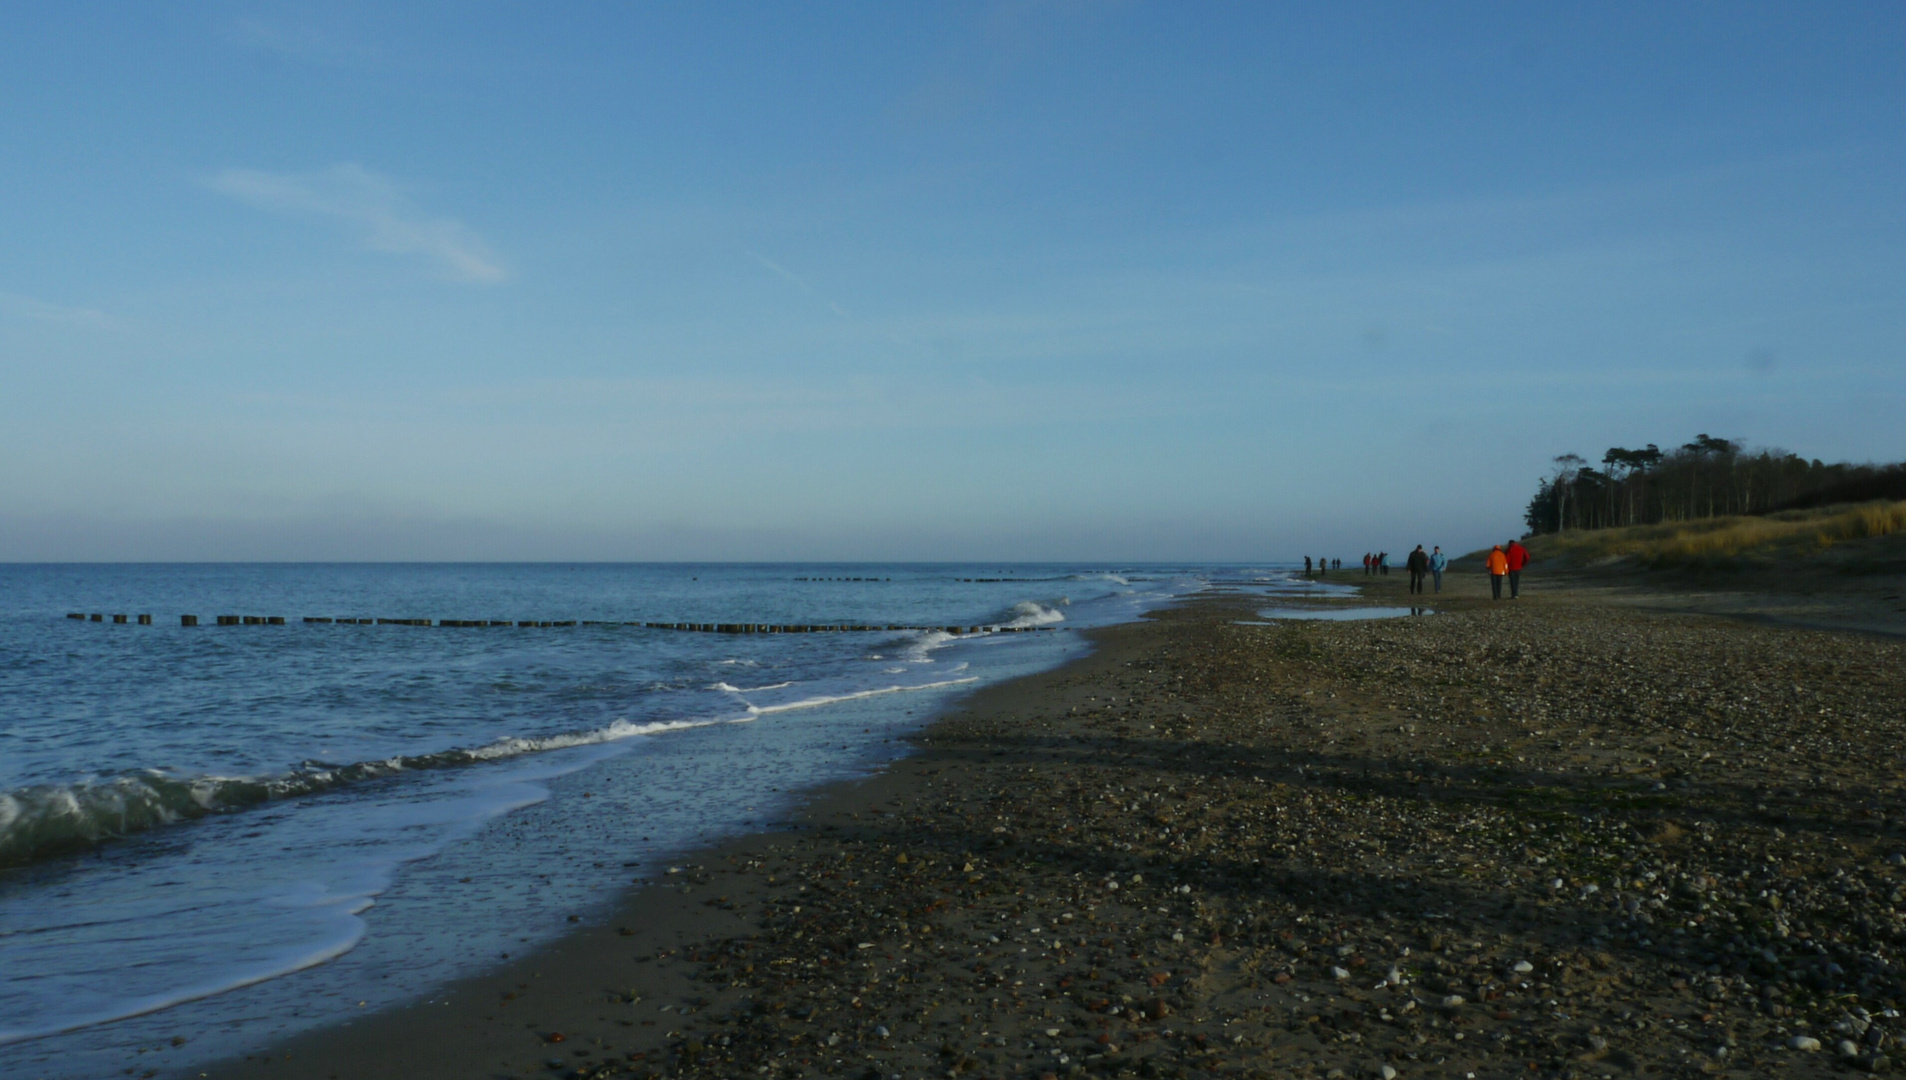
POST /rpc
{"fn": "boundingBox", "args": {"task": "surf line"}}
[65,614,1058,634]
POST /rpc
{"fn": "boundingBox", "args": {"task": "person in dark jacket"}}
[1405,545,1430,594]
[1505,539,1530,598]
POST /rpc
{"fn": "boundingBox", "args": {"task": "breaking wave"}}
[1001,600,1067,628]
[0,717,732,870]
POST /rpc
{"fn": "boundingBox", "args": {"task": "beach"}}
[189,565,1906,1080]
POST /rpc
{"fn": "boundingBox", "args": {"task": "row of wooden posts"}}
[65,613,1049,635]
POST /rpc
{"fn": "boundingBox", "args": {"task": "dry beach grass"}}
[1520,501,1906,572]
[202,568,1906,1080]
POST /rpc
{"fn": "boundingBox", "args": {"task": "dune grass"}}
[1518,500,1906,570]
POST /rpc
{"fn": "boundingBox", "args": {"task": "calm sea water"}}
[0,563,1337,1078]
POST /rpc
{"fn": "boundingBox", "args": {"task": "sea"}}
[0,563,1330,1079]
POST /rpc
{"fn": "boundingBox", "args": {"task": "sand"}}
[194,565,1906,1080]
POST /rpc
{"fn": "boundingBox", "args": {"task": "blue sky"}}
[2,3,1901,560]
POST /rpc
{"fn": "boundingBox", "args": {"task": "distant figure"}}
[1378,551,1389,576]
[1304,555,1313,576]
[1505,538,1530,598]
[1362,553,1372,575]
[1486,544,1509,600]
[1405,545,1430,594]
[1428,546,1447,593]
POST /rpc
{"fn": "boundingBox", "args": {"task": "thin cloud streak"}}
[747,249,852,319]
[210,164,507,283]
[0,290,109,326]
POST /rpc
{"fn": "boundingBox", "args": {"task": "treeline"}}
[1524,434,1906,534]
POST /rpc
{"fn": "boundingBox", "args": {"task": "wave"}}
[1001,600,1067,628]
[741,677,980,716]
[0,716,736,870]
[0,666,996,871]
[708,681,794,694]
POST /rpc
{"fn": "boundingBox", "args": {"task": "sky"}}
[1,3,1902,561]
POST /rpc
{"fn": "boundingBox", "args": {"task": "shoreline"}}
[189,568,1906,1078]
[195,612,1172,1080]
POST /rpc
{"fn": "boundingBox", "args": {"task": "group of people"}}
[1306,539,1530,599]
[1484,539,1530,600]
[1402,545,1448,594]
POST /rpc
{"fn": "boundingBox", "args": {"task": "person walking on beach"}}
[1428,546,1447,593]
[1406,545,1430,594]
[1304,555,1313,577]
[1486,544,1509,600]
[1378,552,1389,576]
[1505,538,1530,598]
[1362,553,1371,575]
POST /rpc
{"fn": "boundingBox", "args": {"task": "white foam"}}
[709,681,793,694]
[742,677,980,716]
[1003,601,1066,629]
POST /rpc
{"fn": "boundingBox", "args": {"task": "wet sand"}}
[198,568,1906,1080]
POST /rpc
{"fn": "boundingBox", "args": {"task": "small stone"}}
[1512,961,1535,974]
[1791,1036,1823,1052]
[1441,995,1465,1008]
[1380,1066,1398,1080]
[1587,1034,1609,1052]
[1842,1040,1863,1058]
[875,1025,890,1038]
[1046,1028,1061,1037]
[1332,966,1351,980]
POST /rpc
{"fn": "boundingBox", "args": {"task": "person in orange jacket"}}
[1505,538,1530,598]
[1486,544,1509,600]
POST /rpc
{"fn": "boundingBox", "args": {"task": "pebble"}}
[1380,1067,1398,1080]
[1791,1036,1823,1051]
[1441,995,1465,1008]
[1512,960,1534,974]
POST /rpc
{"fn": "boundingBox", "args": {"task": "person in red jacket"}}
[1505,538,1530,598]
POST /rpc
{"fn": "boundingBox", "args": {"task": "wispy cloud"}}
[226,15,373,66]
[0,290,109,326]
[210,164,507,283]
[747,249,852,319]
